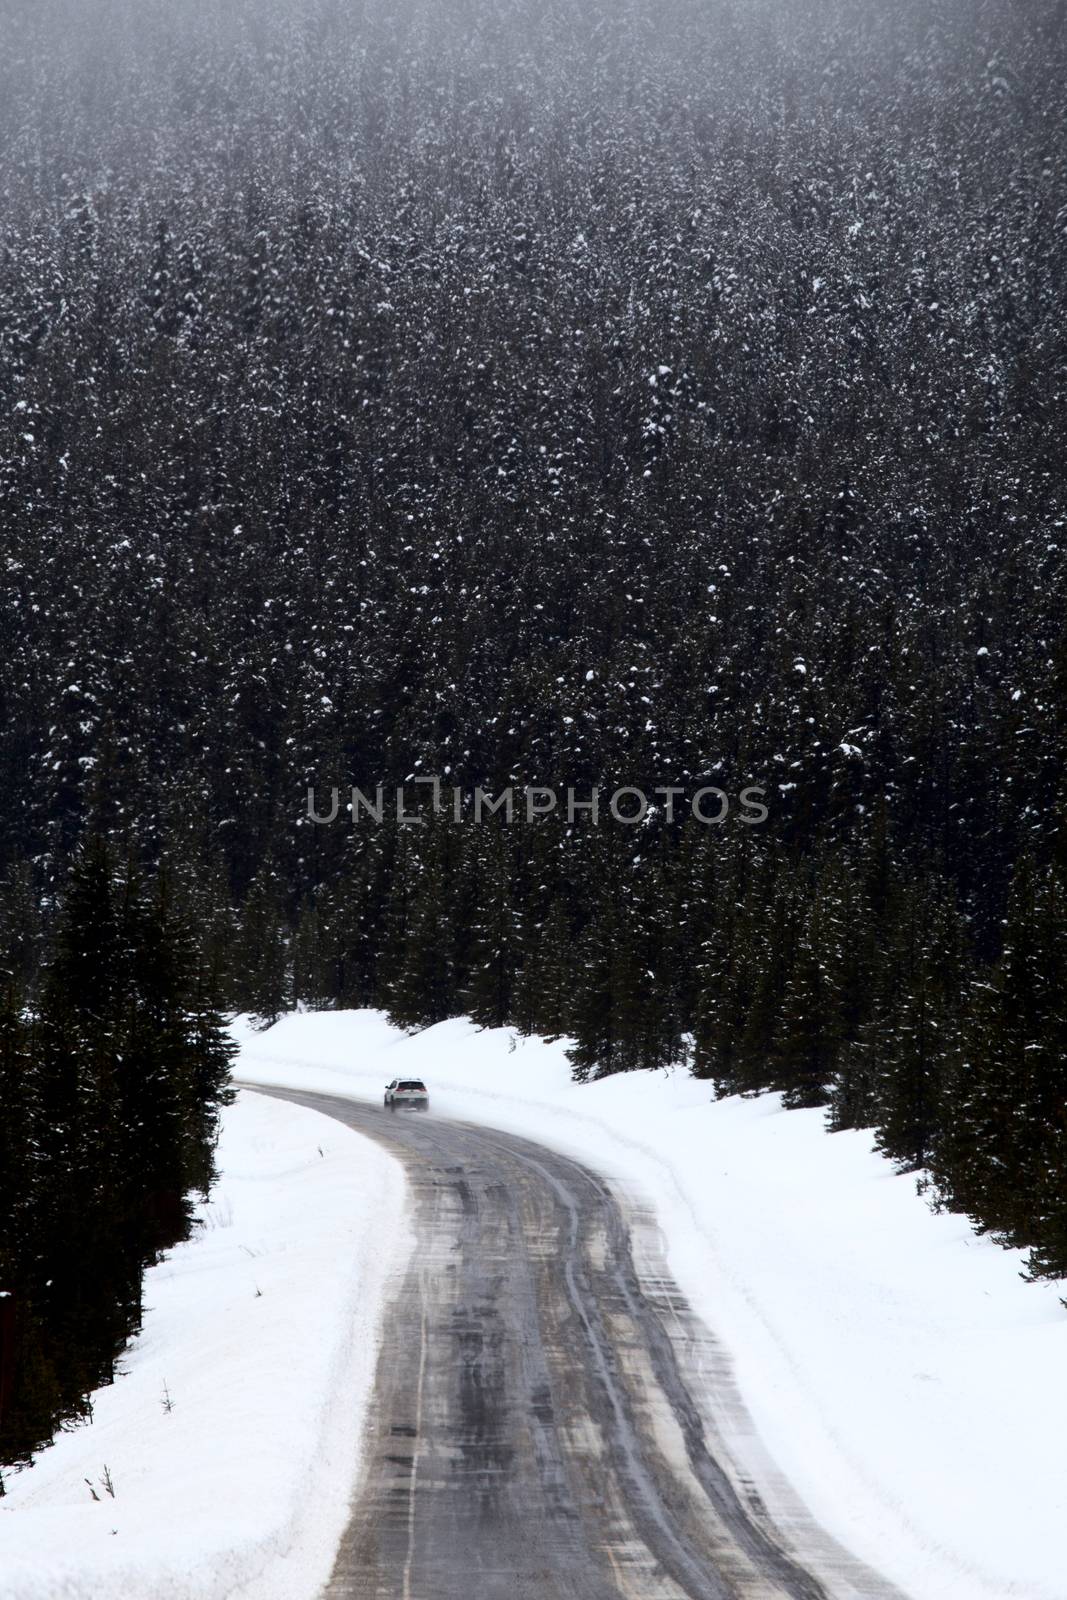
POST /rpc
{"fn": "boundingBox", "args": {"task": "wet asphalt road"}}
[247,1087,907,1600]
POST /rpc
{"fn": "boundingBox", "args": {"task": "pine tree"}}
[1,843,236,1467]
[566,916,621,1083]
[932,855,1067,1257]
[385,821,460,1030]
[512,897,575,1039]
[874,884,964,1172]
[291,895,337,1013]
[772,877,843,1110]
[233,856,291,1023]
[826,1031,882,1134]
[691,844,763,1093]
[333,822,402,1008]
[734,871,801,1096]
[463,827,520,1031]
[29,841,136,1424]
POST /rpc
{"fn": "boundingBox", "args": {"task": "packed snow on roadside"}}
[237,1008,1067,1600]
[0,1086,409,1600]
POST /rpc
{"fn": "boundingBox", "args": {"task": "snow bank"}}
[0,1085,409,1600]
[236,1009,1067,1600]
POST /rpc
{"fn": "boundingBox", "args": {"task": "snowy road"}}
[250,1087,904,1600]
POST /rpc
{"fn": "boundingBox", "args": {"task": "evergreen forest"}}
[2,0,1066,1465]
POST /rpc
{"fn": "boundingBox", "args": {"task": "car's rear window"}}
[398,1081,426,1091]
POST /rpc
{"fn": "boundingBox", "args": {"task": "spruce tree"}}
[233,855,291,1023]
[463,827,521,1031]
[874,884,964,1172]
[512,898,574,1039]
[772,885,842,1110]
[385,821,460,1030]
[932,855,1067,1257]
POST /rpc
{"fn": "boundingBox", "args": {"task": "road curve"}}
[246,1086,906,1600]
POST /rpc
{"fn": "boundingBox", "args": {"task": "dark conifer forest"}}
[2,0,1067,1465]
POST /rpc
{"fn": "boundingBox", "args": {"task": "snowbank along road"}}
[248,1086,906,1600]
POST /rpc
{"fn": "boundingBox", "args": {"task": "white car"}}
[384,1077,429,1112]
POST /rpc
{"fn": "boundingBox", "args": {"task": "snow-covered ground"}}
[234,1009,1067,1600]
[5,1008,1063,1600]
[0,1086,409,1600]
